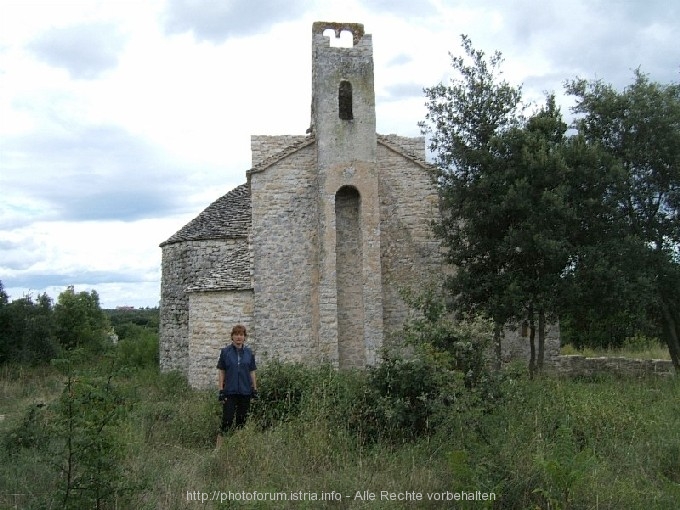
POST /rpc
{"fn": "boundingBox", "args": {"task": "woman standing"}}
[216,324,257,434]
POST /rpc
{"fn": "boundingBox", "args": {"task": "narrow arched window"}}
[339,80,353,120]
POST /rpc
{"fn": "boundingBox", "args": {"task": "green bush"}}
[358,352,447,442]
[249,294,501,446]
[115,329,159,369]
[623,334,662,352]
[2,356,129,509]
[250,360,318,429]
[3,404,52,457]
[401,287,494,386]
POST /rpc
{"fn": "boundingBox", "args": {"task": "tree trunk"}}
[494,321,502,371]
[660,299,680,373]
[538,308,545,372]
[528,305,536,378]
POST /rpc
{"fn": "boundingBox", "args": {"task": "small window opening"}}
[339,80,353,120]
[323,28,354,48]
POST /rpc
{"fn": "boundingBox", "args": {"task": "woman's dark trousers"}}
[221,395,251,432]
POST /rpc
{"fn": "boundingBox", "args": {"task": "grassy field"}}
[1,355,679,509]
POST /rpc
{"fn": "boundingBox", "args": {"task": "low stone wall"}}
[552,354,675,377]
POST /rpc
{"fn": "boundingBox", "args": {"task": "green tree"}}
[420,38,599,373]
[54,288,110,351]
[491,97,577,372]
[566,71,680,369]
[50,355,127,509]
[555,129,656,349]
[0,281,8,306]
[0,283,58,364]
[0,281,11,362]
[419,35,525,367]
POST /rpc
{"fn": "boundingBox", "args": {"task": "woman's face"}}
[231,331,245,348]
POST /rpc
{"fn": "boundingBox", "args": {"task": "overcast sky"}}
[1,0,678,309]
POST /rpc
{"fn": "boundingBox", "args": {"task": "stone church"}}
[159,22,558,388]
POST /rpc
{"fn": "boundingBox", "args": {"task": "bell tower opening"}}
[339,80,353,120]
[323,28,354,48]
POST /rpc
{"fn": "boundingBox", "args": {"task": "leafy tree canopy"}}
[421,37,680,370]
[53,288,111,351]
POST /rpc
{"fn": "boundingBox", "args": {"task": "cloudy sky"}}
[1,0,678,309]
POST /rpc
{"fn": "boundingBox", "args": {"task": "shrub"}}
[250,362,366,432]
[3,355,130,509]
[623,334,663,353]
[116,329,159,369]
[358,352,447,442]
[48,357,129,509]
[250,360,316,429]
[401,287,494,386]
[3,404,52,457]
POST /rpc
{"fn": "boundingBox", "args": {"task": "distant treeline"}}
[105,307,159,335]
[0,280,159,365]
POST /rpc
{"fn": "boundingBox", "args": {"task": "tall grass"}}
[561,335,671,360]
[2,354,679,509]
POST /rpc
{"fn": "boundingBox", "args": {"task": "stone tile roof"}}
[187,240,251,292]
[160,183,251,246]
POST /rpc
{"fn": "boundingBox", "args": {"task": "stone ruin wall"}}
[551,354,674,377]
[501,323,562,364]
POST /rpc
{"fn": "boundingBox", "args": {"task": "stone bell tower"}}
[310,22,383,368]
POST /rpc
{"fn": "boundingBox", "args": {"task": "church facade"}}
[159,22,558,388]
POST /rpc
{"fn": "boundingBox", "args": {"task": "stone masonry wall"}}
[187,289,255,389]
[377,137,443,345]
[251,135,309,167]
[552,355,675,377]
[248,142,320,364]
[159,238,249,374]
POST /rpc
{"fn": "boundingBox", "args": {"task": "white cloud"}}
[28,22,126,79]
[162,0,309,42]
[1,0,678,308]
